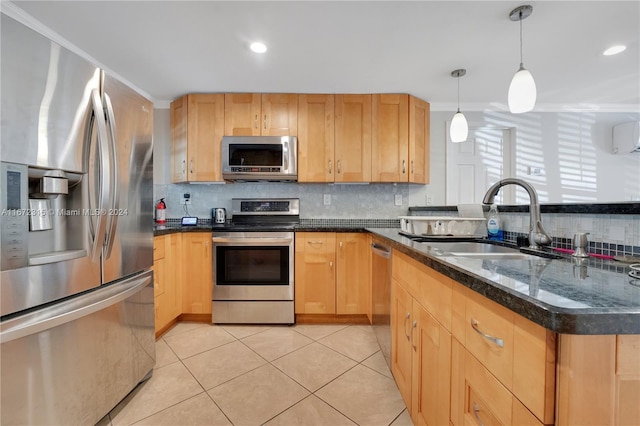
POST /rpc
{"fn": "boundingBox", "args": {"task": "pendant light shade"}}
[508,5,536,114]
[450,112,468,143]
[508,64,537,113]
[450,69,468,143]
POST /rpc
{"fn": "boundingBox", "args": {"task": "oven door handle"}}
[211,237,293,245]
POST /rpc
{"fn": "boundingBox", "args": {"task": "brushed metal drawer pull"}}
[411,160,414,174]
[328,160,332,174]
[472,402,485,426]
[411,320,417,350]
[402,160,406,174]
[471,318,504,348]
[307,240,324,245]
[403,312,411,340]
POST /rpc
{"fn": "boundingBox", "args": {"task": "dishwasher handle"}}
[371,243,391,258]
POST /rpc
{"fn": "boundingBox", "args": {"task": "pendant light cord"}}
[457,76,461,113]
[519,10,524,65]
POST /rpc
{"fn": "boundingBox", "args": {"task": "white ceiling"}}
[6,1,640,111]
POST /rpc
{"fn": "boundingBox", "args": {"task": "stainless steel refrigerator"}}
[0,13,155,425]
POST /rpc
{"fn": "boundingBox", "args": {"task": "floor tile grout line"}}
[151,323,405,426]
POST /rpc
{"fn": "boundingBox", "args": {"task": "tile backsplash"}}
[154,182,412,219]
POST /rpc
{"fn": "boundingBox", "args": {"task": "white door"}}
[446,125,514,205]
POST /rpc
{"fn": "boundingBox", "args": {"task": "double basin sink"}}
[417,241,536,260]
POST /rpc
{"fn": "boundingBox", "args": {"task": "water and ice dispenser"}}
[1,161,87,271]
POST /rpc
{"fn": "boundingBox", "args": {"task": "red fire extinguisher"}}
[156,198,166,223]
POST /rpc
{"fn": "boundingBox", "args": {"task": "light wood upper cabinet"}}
[371,94,430,183]
[170,94,225,182]
[182,233,213,315]
[224,93,297,136]
[409,96,430,184]
[297,94,335,182]
[335,94,372,182]
[372,94,409,182]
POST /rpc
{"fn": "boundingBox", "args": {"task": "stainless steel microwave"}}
[221,136,297,181]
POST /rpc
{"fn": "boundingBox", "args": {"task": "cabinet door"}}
[182,233,213,314]
[450,340,514,426]
[336,233,370,315]
[391,278,413,410]
[372,94,409,182]
[170,96,188,182]
[187,94,225,181]
[298,94,335,182]
[262,93,297,136]
[409,96,430,184]
[411,301,451,426]
[335,94,372,182]
[224,93,261,136]
[294,233,336,314]
[166,233,182,321]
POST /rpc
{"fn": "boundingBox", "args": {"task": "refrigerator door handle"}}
[0,271,152,344]
[89,88,111,262]
[103,92,119,259]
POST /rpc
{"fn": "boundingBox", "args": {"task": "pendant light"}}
[450,69,468,143]
[508,5,536,113]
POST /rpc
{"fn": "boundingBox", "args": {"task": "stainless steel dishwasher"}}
[371,239,392,367]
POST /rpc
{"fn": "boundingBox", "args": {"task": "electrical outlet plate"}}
[323,194,331,205]
[182,193,191,205]
[394,194,403,206]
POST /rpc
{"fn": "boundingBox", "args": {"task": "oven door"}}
[212,232,294,301]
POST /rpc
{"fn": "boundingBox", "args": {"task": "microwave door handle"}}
[282,141,289,171]
[89,89,110,262]
[103,92,119,259]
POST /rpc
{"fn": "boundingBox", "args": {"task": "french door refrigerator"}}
[0,13,155,425]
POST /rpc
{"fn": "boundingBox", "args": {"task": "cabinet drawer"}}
[392,251,452,330]
[464,288,514,390]
[153,236,166,261]
[451,341,513,425]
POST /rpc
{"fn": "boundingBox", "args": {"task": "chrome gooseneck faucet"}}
[482,178,552,249]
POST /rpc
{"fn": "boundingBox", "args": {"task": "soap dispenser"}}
[487,204,503,240]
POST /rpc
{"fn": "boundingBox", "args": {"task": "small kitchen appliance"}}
[221,136,297,181]
[212,198,299,324]
[213,207,226,224]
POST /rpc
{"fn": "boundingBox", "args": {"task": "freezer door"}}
[0,270,155,425]
[101,74,154,283]
[0,14,100,172]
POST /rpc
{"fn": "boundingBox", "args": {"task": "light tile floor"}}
[97,322,413,426]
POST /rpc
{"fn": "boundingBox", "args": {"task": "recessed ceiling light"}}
[250,42,267,53]
[603,45,626,56]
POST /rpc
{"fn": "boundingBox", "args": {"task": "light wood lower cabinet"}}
[153,232,213,335]
[295,233,336,314]
[295,232,371,320]
[391,250,554,425]
[556,334,640,425]
[153,234,182,335]
[181,232,213,315]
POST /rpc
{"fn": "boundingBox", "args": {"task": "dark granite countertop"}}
[154,223,213,236]
[368,228,640,335]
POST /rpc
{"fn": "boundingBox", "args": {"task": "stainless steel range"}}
[212,198,299,324]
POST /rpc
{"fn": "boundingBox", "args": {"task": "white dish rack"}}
[399,216,487,237]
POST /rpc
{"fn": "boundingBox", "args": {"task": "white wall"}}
[429,110,640,204]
